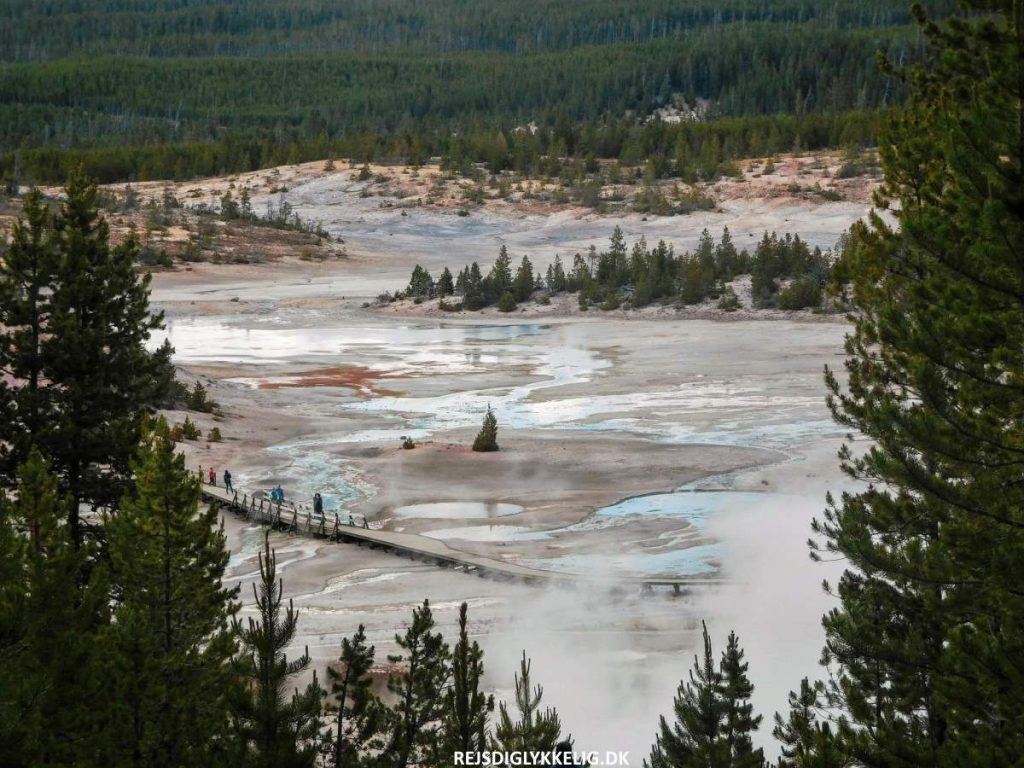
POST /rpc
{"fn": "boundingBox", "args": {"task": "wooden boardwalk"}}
[202,484,721,595]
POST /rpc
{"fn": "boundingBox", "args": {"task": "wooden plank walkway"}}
[202,484,722,595]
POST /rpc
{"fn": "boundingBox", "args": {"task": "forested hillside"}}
[0,0,957,59]
[0,0,958,183]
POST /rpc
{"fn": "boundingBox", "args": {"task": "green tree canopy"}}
[472,406,500,452]
[817,1,1024,764]
[103,420,239,766]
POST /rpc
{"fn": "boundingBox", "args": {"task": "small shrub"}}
[402,436,416,450]
[207,427,223,442]
[675,187,716,214]
[439,299,464,312]
[180,416,202,441]
[358,163,372,181]
[600,294,621,311]
[497,292,517,312]
[137,245,174,268]
[180,240,206,262]
[472,406,499,452]
[717,287,742,312]
[186,380,218,413]
[720,161,743,178]
[778,275,823,310]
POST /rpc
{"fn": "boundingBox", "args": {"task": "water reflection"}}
[154,317,547,365]
[392,501,524,519]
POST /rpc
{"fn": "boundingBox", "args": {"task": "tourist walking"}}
[208,467,216,486]
[223,469,233,493]
[313,492,323,516]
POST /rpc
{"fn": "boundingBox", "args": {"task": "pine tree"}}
[492,653,563,753]
[407,265,434,298]
[694,230,719,301]
[0,449,108,766]
[680,256,706,305]
[513,256,535,302]
[464,262,486,310]
[546,255,567,293]
[472,406,499,452]
[231,532,324,768]
[719,632,763,768]
[648,622,729,768]
[772,679,849,768]
[437,603,493,764]
[816,3,1024,765]
[327,624,382,768]
[438,267,455,297]
[36,171,174,544]
[715,227,739,280]
[379,599,451,768]
[103,420,239,767]
[489,245,513,296]
[608,226,627,267]
[0,190,55,480]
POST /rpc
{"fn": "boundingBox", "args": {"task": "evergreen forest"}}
[0,0,959,183]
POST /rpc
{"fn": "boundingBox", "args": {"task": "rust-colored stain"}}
[256,365,401,396]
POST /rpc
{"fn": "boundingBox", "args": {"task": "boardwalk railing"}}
[200,482,721,595]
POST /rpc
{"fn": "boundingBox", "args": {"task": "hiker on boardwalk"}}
[198,465,204,482]
[273,484,284,503]
[208,468,216,486]
[223,469,233,493]
[313,492,323,516]
[349,514,355,526]
[362,517,369,529]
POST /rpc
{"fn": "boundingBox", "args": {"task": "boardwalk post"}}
[332,513,340,541]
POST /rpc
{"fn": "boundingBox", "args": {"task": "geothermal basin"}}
[154,307,854,759]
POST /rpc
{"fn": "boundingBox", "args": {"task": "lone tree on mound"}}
[472,406,499,452]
